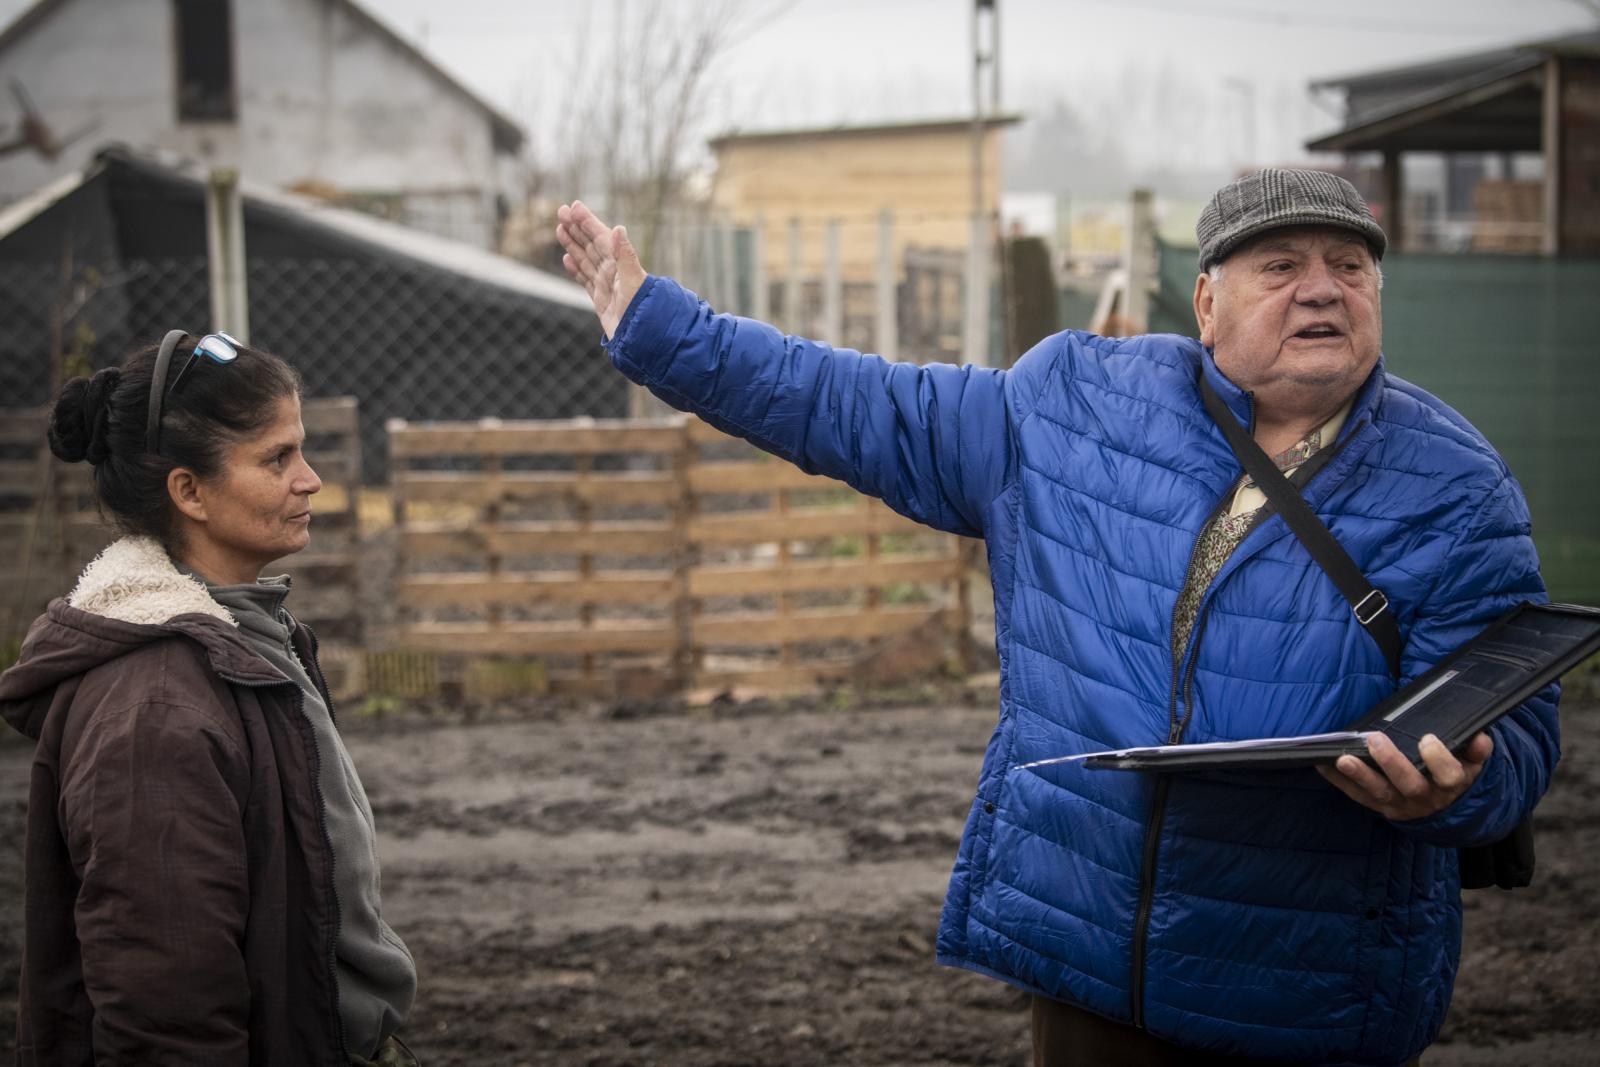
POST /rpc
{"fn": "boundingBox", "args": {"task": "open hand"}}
[555,200,647,340]
[1318,731,1493,822]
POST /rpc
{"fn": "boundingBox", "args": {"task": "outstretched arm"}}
[555,201,1050,536]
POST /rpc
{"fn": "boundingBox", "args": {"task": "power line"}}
[1070,0,1578,36]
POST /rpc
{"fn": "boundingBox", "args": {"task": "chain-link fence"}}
[0,255,621,482]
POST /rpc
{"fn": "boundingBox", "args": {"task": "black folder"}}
[1029,602,1600,774]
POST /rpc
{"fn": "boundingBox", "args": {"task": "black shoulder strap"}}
[1199,374,1403,677]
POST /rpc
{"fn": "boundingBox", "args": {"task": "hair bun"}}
[47,367,122,465]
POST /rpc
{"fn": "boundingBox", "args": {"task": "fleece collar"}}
[68,536,236,627]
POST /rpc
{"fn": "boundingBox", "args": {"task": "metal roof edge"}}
[0,157,94,243]
[1304,60,1543,153]
[709,113,1026,149]
[36,148,590,311]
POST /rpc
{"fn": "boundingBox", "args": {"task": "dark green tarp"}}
[1153,240,1600,605]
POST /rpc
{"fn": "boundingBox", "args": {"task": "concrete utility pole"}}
[964,0,999,366]
[205,167,249,342]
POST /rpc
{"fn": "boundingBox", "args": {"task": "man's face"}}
[1193,226,1383,419]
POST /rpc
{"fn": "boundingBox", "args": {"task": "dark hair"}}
[47,335,302,547]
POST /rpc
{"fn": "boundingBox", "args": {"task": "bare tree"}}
[549,0,785,266]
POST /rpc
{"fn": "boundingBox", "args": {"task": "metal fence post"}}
[822,218,842,342]
[785,216,803,334]
[751,213,769,323]
[718,221,738,314]
[876,208,899,360]
[963,209,990,366]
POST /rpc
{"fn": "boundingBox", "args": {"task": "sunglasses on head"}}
[144,329,241,455]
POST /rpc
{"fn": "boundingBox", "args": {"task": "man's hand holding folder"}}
[1319,730,1495,822]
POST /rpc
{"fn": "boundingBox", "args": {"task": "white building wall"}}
[0,0,504,245]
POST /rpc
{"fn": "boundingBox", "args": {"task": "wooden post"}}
[575,451,595,687]
[876,208,899,360]
[482,419,504,637]
[863,495,881,661]
[785,217,803,334]
[1383,152,1405,255]
[822,218,842,342]
[1542,56,1561,257]
[1122,187,1153,334]
[953,538,977,673]
[776,484,793,668]
[387,418,408,648]
[751,213,769,322]
[671,419,695,690]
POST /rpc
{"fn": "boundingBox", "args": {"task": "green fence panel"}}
[1154,240,1600,605]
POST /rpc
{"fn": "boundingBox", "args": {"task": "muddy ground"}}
[1,686,1596,1066]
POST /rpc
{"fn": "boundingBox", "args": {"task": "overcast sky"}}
[361,0,1591,163]
[2,0,1592,184]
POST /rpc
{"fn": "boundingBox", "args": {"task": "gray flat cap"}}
[1196,168,1386,270]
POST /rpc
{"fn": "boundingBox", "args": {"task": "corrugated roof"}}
[0,147,590,310]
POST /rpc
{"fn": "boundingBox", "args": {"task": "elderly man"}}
[555,170,1558,1066]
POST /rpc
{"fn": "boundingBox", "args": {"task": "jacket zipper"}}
[1130,491,1227,1028]
[1127,413,1367,1028]
[218,619,349,1063]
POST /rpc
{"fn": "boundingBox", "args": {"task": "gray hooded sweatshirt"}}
[202,573,416,1058]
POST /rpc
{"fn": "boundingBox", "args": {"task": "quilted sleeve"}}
[604,275,1053,537]
[1391,473,1561,848]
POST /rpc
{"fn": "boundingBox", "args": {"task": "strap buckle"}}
[1353,589,1388,626]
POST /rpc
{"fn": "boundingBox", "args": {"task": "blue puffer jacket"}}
[606,276,1561,1065]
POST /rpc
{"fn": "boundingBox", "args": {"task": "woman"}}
[0,331,417,1065]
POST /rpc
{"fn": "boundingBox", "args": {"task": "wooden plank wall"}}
[389,416,689,694]
[389,416,971,695]
[0,398,364,646]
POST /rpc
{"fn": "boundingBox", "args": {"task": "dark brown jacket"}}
[0,538,348,1065]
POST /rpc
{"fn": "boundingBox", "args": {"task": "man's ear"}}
[1193,272,1218,348]
[167,467,208,524]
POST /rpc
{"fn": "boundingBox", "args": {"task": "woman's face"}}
[176,394,322,580]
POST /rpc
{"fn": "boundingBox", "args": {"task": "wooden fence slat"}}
[687,419,737,445]
[689,556,962,597]
[693,606,944,646]
[400,571,678,607]
[687,462,835,494]
[0,406,47,444]
[300,397,359,434]
[388,420,685,458]
[395,622,678,655]
[0,460,42,493]
[403,521,676,558]
[688,507,927,545]
[397,471,678,507]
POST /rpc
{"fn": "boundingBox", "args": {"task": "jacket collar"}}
[2,538,292,715]
[1198,346,1387,446]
